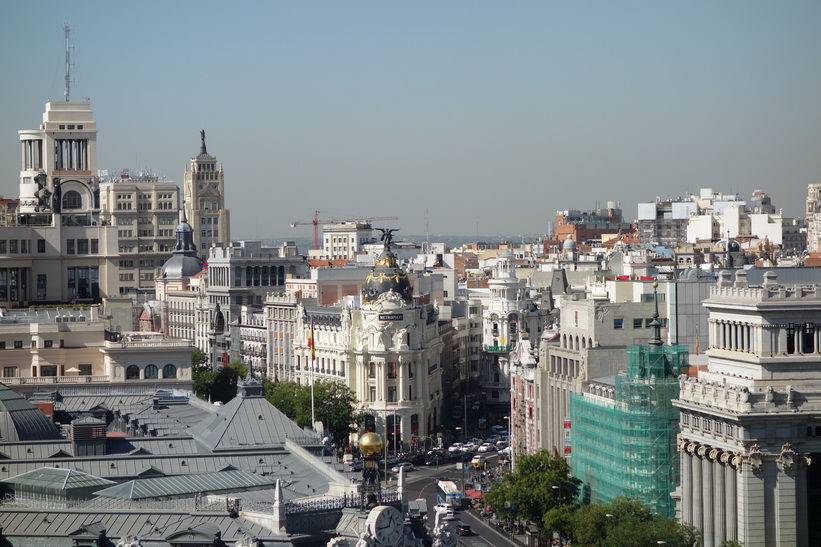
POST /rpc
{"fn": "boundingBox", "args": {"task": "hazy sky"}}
[1,1,819,239]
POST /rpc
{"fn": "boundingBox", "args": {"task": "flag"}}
[308,319,316,362]
[695,325,700,355]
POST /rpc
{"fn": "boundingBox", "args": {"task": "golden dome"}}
[359,432,383,457]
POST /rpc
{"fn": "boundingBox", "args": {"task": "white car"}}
[478,443,495,453]
[434,503,456,519]
[447,443,464,454]
[391,462,414,474]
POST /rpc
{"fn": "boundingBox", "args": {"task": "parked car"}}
[391,462,415,474]
[457,524,473,536]
[409,454,427,465]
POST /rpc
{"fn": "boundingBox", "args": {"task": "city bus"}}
[436,480,462,509]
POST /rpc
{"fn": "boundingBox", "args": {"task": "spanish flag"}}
[308,319,316,362]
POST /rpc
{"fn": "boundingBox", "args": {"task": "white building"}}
[675,270,821,546]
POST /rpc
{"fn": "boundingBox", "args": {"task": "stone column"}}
[692,446,703,531]
[797,453,810,546]
[713,450,726,545]
[737,447,766,547]
[724,452,738,542]
[776,445,798,546]
[701,447,714,547]
[681,441,693,525]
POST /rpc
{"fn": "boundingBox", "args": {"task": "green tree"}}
[312,379,359,446]
[567,497,701,547]
[263,379,359,445]
[194,360,247,404]
[484,451,581,525]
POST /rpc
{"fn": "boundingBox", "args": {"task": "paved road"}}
[401,454,519,547]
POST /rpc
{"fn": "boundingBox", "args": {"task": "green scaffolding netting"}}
[570,344,689,517]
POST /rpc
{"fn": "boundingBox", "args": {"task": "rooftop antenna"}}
[64,22,73,101]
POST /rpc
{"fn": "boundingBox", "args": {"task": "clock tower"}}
[183,130,230,251]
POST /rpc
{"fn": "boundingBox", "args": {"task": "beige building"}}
[183,131,230,252]
[99,170,181,292]
[0,306,194,396]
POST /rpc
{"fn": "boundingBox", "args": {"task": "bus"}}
[436,480,462,509]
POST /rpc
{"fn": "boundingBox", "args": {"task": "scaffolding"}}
[569,343,689,517]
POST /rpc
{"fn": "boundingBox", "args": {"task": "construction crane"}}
[290,211,399,250]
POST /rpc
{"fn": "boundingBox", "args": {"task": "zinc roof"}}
[93,469,273,499]
[0,467,114,490]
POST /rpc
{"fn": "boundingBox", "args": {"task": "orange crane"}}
[290,211,399,250]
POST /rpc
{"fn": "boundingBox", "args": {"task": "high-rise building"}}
[99,170,181,292]
[6,101,119,304]
[183,131,230,251]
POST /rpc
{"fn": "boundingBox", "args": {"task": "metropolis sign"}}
[378,313,403,321]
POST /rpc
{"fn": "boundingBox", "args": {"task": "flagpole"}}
[310,317,316,431]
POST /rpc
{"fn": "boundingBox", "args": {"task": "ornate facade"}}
[675,270,821,546]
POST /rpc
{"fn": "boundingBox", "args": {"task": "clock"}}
[366,505,404,546]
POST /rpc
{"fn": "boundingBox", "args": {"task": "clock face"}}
[368,505,404,546]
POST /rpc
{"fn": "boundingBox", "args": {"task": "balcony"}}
[486,344,512,353]
[1,375,111,385]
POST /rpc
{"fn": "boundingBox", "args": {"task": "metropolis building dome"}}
[361,229,413,306]
[160,210,204,279]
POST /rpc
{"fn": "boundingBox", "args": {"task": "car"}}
[478,442,495,452]
[409,454,427,465]
[471,455,483,466]
[447,443,464,454]
[391,462,415,474]
[349,460,363,471]
[457,524,473,536]
[471,401,481,411]
[434,503,455,520]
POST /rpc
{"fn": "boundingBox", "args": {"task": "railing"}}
[1,492,225,512]
[108,339,193,348]
[1,375,111,385]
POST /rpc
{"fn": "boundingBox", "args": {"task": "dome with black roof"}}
[362,229,413,306]
[160,210,203,280]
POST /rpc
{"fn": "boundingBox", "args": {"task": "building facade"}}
[675,270,821,546]
[183,131,230,251]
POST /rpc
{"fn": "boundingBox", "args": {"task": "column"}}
[702,451,714,547]
[692,448,703,531]
[797,455,809,546]
[725,459,738,542]
[737,458,766,547]
[681,449,693,524]
[713,451,726,545]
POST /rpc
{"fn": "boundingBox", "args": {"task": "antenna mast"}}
[64,23,72,101]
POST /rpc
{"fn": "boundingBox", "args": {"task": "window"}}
[79,364,92,376]
[40,366,57,377]
[388,362,397,379]
[633,318,643,328]
[163,364,177,378]
[66,239,75,254]
[91,239,98,254]
[3,367,17,378]
[126,365,140,380]
[44,340,53,348]
[37,239,46,253]
[144,365,158,379]
[388,386,397,402]
[62,190,82,209]
[77,239,89,254]
[368,386,376,402]
[37,274,47,300]
[13,341,22,349]
[613,318,624,329]
[9,240,17,254]
[0,342,5,349]
[0,241,5,253]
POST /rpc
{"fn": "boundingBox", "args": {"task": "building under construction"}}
[569,342,689,517]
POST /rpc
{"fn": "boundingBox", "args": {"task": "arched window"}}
[163,364,177,378]
[144,365,158,379]
[126,365,140,380]
[62,190,82,210]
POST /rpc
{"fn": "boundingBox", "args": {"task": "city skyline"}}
[2,1,819,238]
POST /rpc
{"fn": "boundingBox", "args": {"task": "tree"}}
[566,497,701,547]
[484,451,581,525]
[193,360,247,404]
[263,379,359,445]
